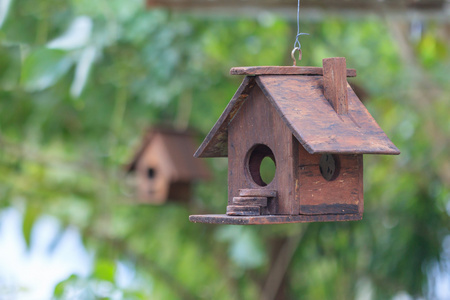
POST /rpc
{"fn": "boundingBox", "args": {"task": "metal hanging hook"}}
[291,0,309,66]
[291,47,302,66]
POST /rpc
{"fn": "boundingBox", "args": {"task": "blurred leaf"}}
[21,47,73,91]
[93,259,116,283]
[22,202,41,249]
[0,0,12,29]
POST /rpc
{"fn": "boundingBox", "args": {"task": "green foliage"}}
[0,0,449,299]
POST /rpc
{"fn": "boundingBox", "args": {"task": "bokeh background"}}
[0,0,449,299]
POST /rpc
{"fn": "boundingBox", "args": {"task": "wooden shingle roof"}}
[194,67,400,158]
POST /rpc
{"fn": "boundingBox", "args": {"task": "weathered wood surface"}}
[239,189,277,197]
[230,66,357,77]
[226,205,260,216]
[256,75,400,154]
[189,213,363,225]
[323,58,348,115]
[194,76,255,158]
[228,85,297,215]
[297,144,363,215]
[233,197,268,206]
[300,204,359,214]
[194,70,399,158]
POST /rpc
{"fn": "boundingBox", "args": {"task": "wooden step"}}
[239,189,277,198]
[232,196,267,207]
[226,205,260,216]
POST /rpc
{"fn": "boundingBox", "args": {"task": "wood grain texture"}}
[194,76,255,158]
[194,73,400,158]
[239,189,277,197]
[233,197,268,206]
[228,85,297,215]
[189,213,363,225]
[323,58,348,115]
[256,75,400,154]
[226,205,260,216]
[230,66,357,77]
[297,144,363,215]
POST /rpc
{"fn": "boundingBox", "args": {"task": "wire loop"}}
[291,47,302,66]
[292,0,309,64]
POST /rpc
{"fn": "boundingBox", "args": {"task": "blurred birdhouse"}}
[126,128,210,204]
[190,57,399,225]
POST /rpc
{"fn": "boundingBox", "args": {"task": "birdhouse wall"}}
[135,135,171,204]
[297,144,363,215]
[228,85,298,215]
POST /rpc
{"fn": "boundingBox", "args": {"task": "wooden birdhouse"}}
[126,128,210,204]
[189,57,399,225]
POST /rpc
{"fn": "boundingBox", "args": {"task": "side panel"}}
[228,86,297,215]
[297,144,363,215]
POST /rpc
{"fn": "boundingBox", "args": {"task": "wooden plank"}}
[230,66,357,77]
[233,197,267,206]
[194,76,255,158]
[323,57,348,115]
[196,71,399,158]
[239,189,277,198]
[300,204,359,215]
[189,213,363,225]
[226,205,260,216]
[228,85,296,215]
[358,154,364,214]
[256,75,400,154]
[297,144,363,215]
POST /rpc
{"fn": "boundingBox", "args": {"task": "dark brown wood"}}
[233,197,268,206]
[256,75,400,154]
[239,189,277,198]
[195,71,400,157]
[228,85,297,215]
[358,154,364,214]
[189,213,362,225]
[191,61,400,224]
[230,66,357,77]
[194,76,255,158]
[323,57,348,115]
[300,204,359,215]
[297,144,363,215]
[226,205,260,216]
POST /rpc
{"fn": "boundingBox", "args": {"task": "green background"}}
[0,0,449,299]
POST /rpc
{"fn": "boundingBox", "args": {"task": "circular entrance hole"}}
[247,144,276,186]
[319,154,340,181]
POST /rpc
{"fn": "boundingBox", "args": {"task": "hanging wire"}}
[292,0,309,65]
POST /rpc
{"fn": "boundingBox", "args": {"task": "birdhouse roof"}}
[194,67,400,158]
[127,128,211,181]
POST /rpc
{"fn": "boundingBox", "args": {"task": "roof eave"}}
[194,76,256,158]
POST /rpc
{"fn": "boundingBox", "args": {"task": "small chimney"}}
[323,57,348,115]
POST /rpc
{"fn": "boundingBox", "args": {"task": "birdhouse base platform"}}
[189,213,362,225]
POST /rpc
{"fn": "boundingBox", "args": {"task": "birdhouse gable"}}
[195,63,400,158]
[126,128,210,204]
